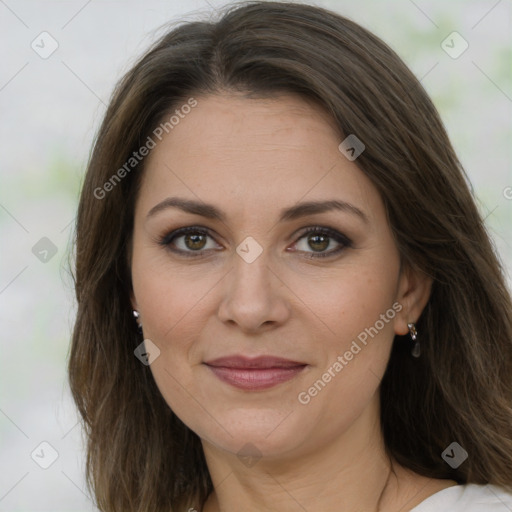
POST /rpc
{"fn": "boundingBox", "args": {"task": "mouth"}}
[203,355,308,391]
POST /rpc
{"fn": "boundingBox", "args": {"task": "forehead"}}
[136,93,383,223]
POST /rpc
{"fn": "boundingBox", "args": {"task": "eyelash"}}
[158,225,353,260]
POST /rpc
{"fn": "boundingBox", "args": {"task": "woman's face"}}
[130,93,429,461]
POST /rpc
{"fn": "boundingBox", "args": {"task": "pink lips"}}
[204,356,307,390]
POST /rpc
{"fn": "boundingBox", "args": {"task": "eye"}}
[158,226,221,257]
[158,225,352,259]
[290,226,352,259]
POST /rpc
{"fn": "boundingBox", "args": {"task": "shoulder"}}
[410,484,512,511]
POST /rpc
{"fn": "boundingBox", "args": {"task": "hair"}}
[68,2,512,511]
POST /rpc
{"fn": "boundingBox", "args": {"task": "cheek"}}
[291,257,400,349]
[132,268,209,432]
[290,255,400,408]
[131,246,219,346]
[295,296,398,438]
[130,251,218,414]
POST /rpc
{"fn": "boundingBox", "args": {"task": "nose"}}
[217,249,291,333]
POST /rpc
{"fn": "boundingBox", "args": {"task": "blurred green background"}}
[0,0,510,510]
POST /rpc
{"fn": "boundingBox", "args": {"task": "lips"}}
[204,355,307,390]
[205,355,306,369]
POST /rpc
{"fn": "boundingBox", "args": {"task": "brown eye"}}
[159,226,221,257]
[307,233,330,252]
[184,233,207,250]
[292,227,352,259]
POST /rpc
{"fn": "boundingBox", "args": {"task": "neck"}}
[200,397,409,512]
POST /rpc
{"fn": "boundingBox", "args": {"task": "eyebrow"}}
[146,197,369,224]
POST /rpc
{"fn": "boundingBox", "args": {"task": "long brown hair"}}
[68,2,512,510]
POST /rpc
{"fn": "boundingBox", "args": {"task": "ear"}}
[394,263,433,336]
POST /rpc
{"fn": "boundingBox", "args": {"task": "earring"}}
[408,322,420,358]
[133,310,143,333]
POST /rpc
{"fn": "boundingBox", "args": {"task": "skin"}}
[130,93,457,511]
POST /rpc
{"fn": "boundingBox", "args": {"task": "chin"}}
[195,406,311,460]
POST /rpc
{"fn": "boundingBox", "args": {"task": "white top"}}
[411,484,512,511]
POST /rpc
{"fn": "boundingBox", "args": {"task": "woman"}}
[68,2,512,511]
